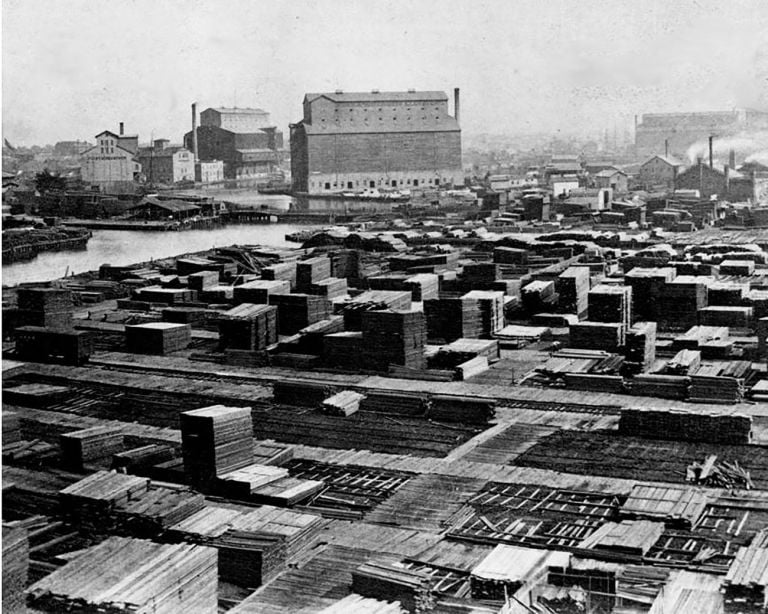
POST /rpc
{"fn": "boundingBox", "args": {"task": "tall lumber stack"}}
[26,536,218,613]
[296,256,332,291]
[361,309,426,371]
[59,471,151,530]
[16,286,73,330]
[352,559,434,613]
[403,273,439,301]
[658,276,708,330]
[424,298,480,342]
[2,523,28,614]
[708,281,749,306]
[619,408,752,443]
[688,375,746,404]
[181,405,254,492]
[133,285,198,304]
[113,484,206,534]
[60,426,125,470]
[493,246,529,265]
[336,290,412,330]
[624,321,657,373]
[569,321,624,352]
[699,305,753,329]
[308,277,348,300]
[623,267,676,322]
[462,262,500,284]
[269,293,332,334]
[322,332,364,369]
[556,266,590,316]
[588,284,632,331]
[219,303,278,351]
[14,326,94,365]
[125,322,191,354]
[214,531,286,588]
[261,261,297,288]
[461,290,505,337]
[521,280,557,315]
[187,270,219,291]
[722,530,768,613]
[233,279,291,304]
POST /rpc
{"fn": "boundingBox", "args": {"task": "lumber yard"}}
[3,223,768,614]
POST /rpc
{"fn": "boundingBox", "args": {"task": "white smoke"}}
[685,131,768,165]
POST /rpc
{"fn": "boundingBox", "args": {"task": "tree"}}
[35,169,66,193]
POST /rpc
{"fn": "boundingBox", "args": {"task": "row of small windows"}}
[334,106,441,112]
[312,178,442,189]
[320,116,442,123]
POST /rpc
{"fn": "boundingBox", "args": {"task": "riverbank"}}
[2,227,92,265]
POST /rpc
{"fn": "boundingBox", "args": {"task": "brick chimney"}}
[119,122,124,136]
[454,88,460,124]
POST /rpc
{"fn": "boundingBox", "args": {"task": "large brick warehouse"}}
[290,89,462,194]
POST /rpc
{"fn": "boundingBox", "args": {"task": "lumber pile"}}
[708,281,749,306]
[228,506,323,561]
[424,298,469,342]
[624,321,656,373]
[114,484,205,534]
[462,262,500,284]
[672,325,729,351]
[352,558,434,613]
[564,373,625,393]
[699,305,753,329]
[261,261,297,288]
[619,484,708,529]
[60,426,125,470]
[269,293,332,334]
[615,566,670,605]
[112,444,175,476]
[361,309,426,371]
[359,391,430,417]
[217,464,290,498]
[16,286,73,330]
[454,356,490,380]
[299,316,345,353]
[619,408,752,444]
[470,545,552,601]
[686,455,754,489]
[461,290,505,337]
[722,530,768,612]
[125,322,191,354]
[321,390,366,416]
[249,475,325,507]
[3,382,70,407]
[309,277,348,300]
[587,520,665,557]
[59,471,151,530]
[336,290,412,330]
[689,374,746,404]
[233,279,291,304]
[180,405,254,491]
[272,380,337,407]
[296,256,332,290]
[3,410,22,445]
[588,284,632,329]
[2,523,28,614]
[719,259,755,276]
[556,266,590,315]
[428,394,496,425]
[521,280,557,315]
[133,285,197,304]
[658,276,708,330]
[494,246,529,265]
[664,349,701,375]
[322,331,364,369]
[629,374,689,399]
[186,270,219,290]
[166,505,242,544]
[624,267,676,321]
[569,321,624,352]
[404,273,439,301]
[26,536,218,613]
[214,530,286,588]
[219,303,278,351]
[441,338,500,362]
[14,326,93,365]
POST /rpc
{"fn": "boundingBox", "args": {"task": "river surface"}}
[1,224,314,286]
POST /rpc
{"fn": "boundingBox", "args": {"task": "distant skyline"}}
[3,0,768,146]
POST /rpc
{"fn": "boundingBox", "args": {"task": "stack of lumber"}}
[217,464,290,498]
[424,298,473,342]
[318,594,407,614]
[219,303,278,351]
[629,374,690,399]
[296,257,332,291]
[623,267,676,321]
[708,281,749,306]
[388,251,459,271]
[269,293,332,334]
[615,566,670,605]
[569,321,624,351]
[686,455,754,489]
[186,270,219,290]
[111,444,175,476]
[461,290,505,337]
[3,383,70,407]
[588,284,632,328]
[564,373,625,393]
[309,277,348,300]
[618,408,752,444]
[180,405,254,491]
[228,506,324,561]
[177,255,235,276]
[404,273,439,301]
[556,266,590,315]
[261,261,297,288]
[161,306,220,328]
[582,519,665,556]
[664,349,701,375]
[16,286,73,329]
[454,355,490,380]
[689,371,747,404]
[672,325,729,350]
[2,410,22,445]
[360,391,430,417]
[336,290,412,330]
[299,316,345,353]
[493,246,529,265]
[233,279,291,304]
[60,426,125,470]
[272,380,336,407]
[252,441,294,466]
[722,530,768,612]
[624,321,657,373]
[719,259,755,275]
[352,558,434,613]
[470,545,553,601]
[699,305,753,329]
[26,536,218,613]
[521,280,557,314]
[2,523,28,613]
[14,326,93,365]
[659,276,709,329]
[462,262,500,283]
[321,390,366,416]
[249,475,325,507]
[428,394,496,425]
[59,471,151,530]
[322,332,364,369]
[361,309,427,371]
[214,530,286,588]
[166,505,242,544]
[133,285,198,304]
[125,322,191,354]
[199,284,235,303]
[114,484,205,534]
[440,338,500,363]
[619,484,708,529]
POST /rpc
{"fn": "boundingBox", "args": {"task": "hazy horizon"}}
[3,0,767,147]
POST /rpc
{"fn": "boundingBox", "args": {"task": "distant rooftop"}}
[207,107,268,114]
[304,91,448,103]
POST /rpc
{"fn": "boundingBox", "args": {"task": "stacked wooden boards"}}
[16,286,73,329]
[461,290,505,337]
[624,267,676,322]
[624,321,657,373]
[125,322,191,355]
[556,266,590,315]
[619,408,752,444]
[219,304,278,351]
[352,558,434,613]
[26,536,218,613]
[569,321,624,352]
[269,293,332,334]
[180,405,253,491]
[2,523,29,613]
[323,332,364,369]
[233,279,291,304]
[60,426,125,470]
[321,391,366,416]
[361,309,426,371]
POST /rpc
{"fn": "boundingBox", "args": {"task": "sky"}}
[2,0,768,146]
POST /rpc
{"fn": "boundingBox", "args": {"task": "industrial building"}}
[184,106,283,180]
[290,89,463,194]
[79,123,141,194]
[137,140,195,186]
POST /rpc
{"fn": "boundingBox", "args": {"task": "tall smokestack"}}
[708,135,714,169]
[119,122,124,136]
[664,139,669,158]
[729,149,736,169]
[191,102,199,163]
[454,88,460,124]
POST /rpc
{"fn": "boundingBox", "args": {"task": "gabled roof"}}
[304,91,448,104]
[643,154,684,167]
[129,196,200,213]
[595,168,627,178]
[206,107,268,115]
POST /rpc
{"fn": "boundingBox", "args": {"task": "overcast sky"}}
[3,0,767,146]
